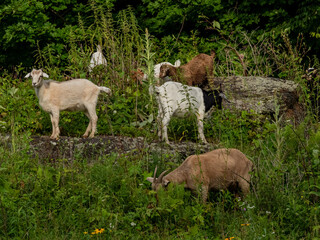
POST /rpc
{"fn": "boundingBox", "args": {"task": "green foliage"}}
[0,126,319,239]
[1,0,319,69]
[138,0,222,35]
[0,1,320,239]
[204,109,269,147]
[0,76,50,136]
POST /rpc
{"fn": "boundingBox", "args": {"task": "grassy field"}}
[0,8,320,239]
[0,103,319,239]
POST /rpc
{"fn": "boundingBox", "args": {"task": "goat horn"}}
[158,170,168,182]
[153,166,158,183]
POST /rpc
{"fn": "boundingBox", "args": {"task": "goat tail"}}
[99,86,112,95]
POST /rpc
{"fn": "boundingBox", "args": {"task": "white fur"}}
[88,45,107,72]
[150,81,207,144]
[25,69,111,139]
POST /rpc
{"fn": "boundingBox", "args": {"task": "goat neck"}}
[202,89,222,112]
[158,170,168,182]
[162,167,186,185]
[160,64,178,80]
[169,66,180,81]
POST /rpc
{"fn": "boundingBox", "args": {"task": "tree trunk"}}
[207,76,304,118]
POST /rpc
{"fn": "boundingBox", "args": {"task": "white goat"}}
[150,81,223,144]
[88,45,107,72]
[147,148,253,202]
[25,69,111,139]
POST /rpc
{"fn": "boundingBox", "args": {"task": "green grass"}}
[0,115,319,239]
[0,6,319,238]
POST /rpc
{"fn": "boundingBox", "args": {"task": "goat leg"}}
[50,111,60,139]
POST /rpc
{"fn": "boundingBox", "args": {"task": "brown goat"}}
[147,148,253,202]
[159,52,215,87]
[129,68,146,85]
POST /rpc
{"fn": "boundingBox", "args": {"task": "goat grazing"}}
[88,45,107,72]
[147,148,253,202]
[150,81,223,144]
[159,53,215,87]
[25,69,111,139]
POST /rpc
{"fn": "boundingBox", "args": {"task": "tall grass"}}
[0,5,320,239]
[0,113,319,239]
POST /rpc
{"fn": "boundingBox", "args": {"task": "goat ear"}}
[25,73,31,78]
[42,72,49,78]
[146,177,154,183]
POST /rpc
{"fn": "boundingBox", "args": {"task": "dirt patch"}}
[27,135,216,161]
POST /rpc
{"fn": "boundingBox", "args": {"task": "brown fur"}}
[129,69,145,84]
[147,148,253,202]
[159,53,215,86]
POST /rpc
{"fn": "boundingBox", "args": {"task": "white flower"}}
[130,222,136,227]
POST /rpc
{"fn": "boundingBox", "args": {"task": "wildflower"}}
[131,222,136,226]
[225,237,235,240]
[91,228,105,235]
[241,223,250,226]
[84,232,88,235]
